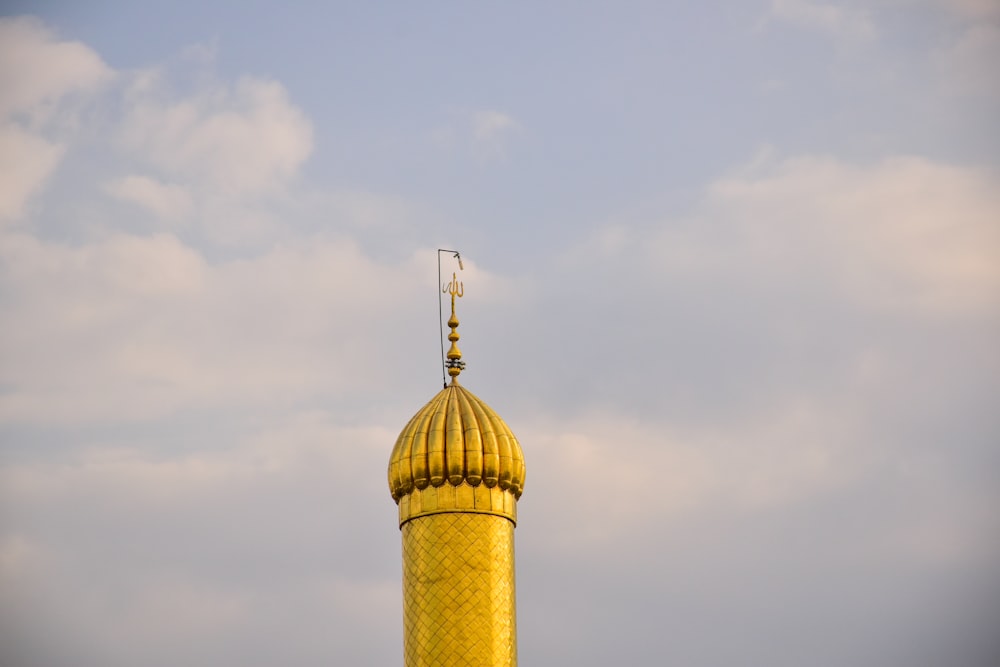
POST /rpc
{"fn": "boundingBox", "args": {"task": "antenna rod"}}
[437,249,463,388]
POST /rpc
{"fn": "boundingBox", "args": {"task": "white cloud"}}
[768,0,877,41]
[119,75,313,197]
[0,17,111,225]
[471,110,518,159]
[0,412,401,666]
[522,398,868,548]
[0,16,111,120]
[433,109,519,161]
[0,124,64,222]
[0,415,390,521]
[472,110,516,143]
[104,71,317,244]
[0,232,439,424]
[105,175,194,221]
[652,155,1000,313]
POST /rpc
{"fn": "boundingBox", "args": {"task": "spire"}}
[443,272,466,383]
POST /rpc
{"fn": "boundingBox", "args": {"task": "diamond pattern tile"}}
[401,513,517,666]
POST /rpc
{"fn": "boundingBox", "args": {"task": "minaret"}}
[388,272,526,667]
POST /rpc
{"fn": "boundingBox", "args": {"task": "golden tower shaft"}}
[401,512,516,666]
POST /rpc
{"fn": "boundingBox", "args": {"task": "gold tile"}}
[436,483,456,510]
[401,513,517,666]
[490,486,504,513]
[421,488,437,512]
[455,482,475,509]
[474,483,491,511]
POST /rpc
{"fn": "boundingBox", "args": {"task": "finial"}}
[443,272,466,383]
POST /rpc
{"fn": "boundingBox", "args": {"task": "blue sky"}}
[1,2,998,666]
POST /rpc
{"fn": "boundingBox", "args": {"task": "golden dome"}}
[388,381,525,526]
[389,269,524,526]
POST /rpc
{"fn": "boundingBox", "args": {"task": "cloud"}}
[472,110,516,143]
[658,155,1000,313]
[100,69,317,244]
[0,413,402,667]
[471,110,518,159]
[119,75,313,197]
[768,0,877,41]
[0,124,64,223]
[432,108,519,161]
[0,16,111,119]
[511,152,1000,579]
[520,400,867,548]
[1,22,313,238]
[0,17,111,225]
[104,175,194,221]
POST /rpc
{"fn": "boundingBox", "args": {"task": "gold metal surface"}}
[401,513,517,667]
[397,481,518,525]
[388,384,525,517]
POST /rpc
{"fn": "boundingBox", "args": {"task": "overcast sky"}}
[1,2,998,666]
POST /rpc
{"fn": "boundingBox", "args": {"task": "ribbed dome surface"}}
[389,383,525,503]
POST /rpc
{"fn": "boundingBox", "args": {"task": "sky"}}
[0,1,998,665]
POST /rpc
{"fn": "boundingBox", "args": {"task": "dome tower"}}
[388,271,525,666]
